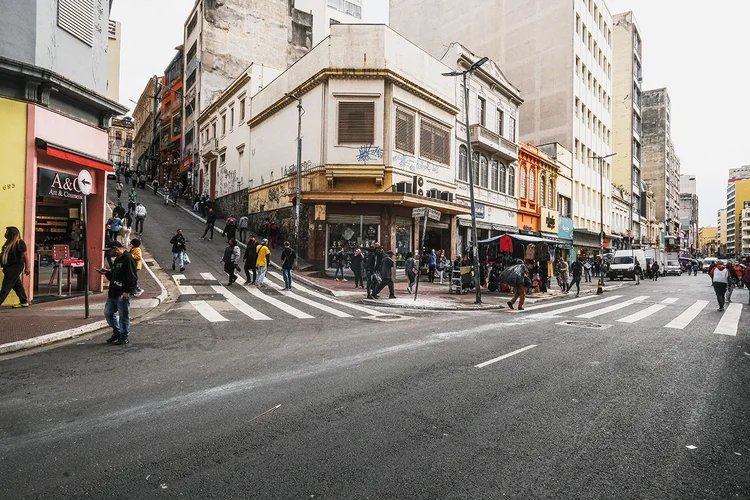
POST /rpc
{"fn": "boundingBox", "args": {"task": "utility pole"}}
[591,152,616,293]
[285,93,304,247]
[443,56,489,305]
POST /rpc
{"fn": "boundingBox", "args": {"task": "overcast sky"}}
[112,0,748,226]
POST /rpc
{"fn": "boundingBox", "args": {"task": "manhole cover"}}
[362,315,411,322]
[556,320,611,330]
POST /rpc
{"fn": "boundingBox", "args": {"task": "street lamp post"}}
[285,93,304,247]
[591,152,616,293]
[443,56,489,305]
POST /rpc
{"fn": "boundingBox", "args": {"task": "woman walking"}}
[0,227,31,307]
[404,252,417,294]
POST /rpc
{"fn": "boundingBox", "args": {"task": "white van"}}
[608,249,647,280]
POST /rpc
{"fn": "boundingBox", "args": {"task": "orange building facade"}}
[516,143,542,232]
[158,47,184,186]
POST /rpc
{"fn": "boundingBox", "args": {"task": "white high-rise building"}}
[296,0,365,45]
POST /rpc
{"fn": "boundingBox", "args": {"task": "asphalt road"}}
[1,187,749,499]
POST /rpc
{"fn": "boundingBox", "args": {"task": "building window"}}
[478,97,486,126]
[499,163,507,193]
[219,153,226,165]
[58,0,95,46]
[540,175,546,207]
[395,108,415,154]
[239,99,246,121]
[490,160,499,191]
[480,155,489,188]
[211,122,216,139]
[497,109,504,136]
[508,166,516,196]
[520,168,527,199]
[458,145,468,182]
[230,106,235,131]
[115,130,122,141]
[471,152,480,186]
[548,181,554,208]
[338,101,375,143]
[187,14,197,36]
[529,170,535,202]
[419,117,450,165]
[221,114,226,136]
[508,117,516,142]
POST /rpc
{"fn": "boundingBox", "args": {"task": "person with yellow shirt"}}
[130,239,144,297]
[255,238,271,288]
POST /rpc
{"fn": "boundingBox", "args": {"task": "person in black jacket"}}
[97,241,138,345]
[372,250,396,299]
[200,208,217,241]
[170,229,186,272]
[243,235,258,284]
[364,243,382,298]
[351,248,364,289]
[281,241,296,290]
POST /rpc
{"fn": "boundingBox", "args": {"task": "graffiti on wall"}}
[216,164,244,199]
[392,152,441,175]
[356,145,384,163]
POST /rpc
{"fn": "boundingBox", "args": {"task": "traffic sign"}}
[77,170,92,196]
[427,208,442,221]
[412,207,426,218]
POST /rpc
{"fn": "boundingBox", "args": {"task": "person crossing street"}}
[170,229,186,272]
[199,208,217,241]
[222,238,241,286]
[255,238,271,288]
[280,241,297,290]
[711,260,729,311]
[568,258,583,296]
[243,235,258,284]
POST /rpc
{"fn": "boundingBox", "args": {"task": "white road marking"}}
[245,285,314,319]
[520,294,597,312]
[661,297,679,304]
[577,296,649,319]
[267,271,385,317]
[172,275,195,295]
[475,345,538,368]
[537,295,623,316]
[189,300,229,322]
[714,303,743,336]
[617,304,666,324]
[664,300,709,330]
[211,285,272,321]
[200,273,217,280]
[260,279,352,318]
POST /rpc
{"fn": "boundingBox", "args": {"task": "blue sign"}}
[558,217,574,240]
[474,203,485,219]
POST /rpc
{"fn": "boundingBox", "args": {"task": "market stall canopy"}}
[35,138,114,173]
[478,233,560,245]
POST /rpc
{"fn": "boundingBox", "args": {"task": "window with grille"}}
[338,102,375,144]
[471,152,480,186]
[458,145,468,182]
[480,155,489,188]
[395,108,415,154]
[58,0,95,46]
[540,176,546,207]
[490,161,499,191]
[508,166,516,197]
[420,117,450,165]
[508,117,516,142]
[529,171,535,202]
[499,164,507,193]
[239,99,246,121]
[548,181,554,208]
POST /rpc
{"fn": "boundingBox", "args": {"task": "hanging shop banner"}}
[38,168,84,201]
[558,217,574,240]
[541,208,559,233]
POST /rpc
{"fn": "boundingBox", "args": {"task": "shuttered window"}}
[419,117,450,165]
[395,108,415,154]
[58,0,96,46]
[338,102,375,144]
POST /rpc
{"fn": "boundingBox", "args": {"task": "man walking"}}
[568,258,583,296]
[583,259,592,282]
[106,214,122,243]
[134,202,147,236]
[364,244,381,299]
[127,188,137,213]
[115,180,124,200]
[98,241,137,345]
[427,250,437,283]
[711,260,729,311]
[238,215,249,243]
[334,246,347,281]
[255,238,271,287]
[281,241,296,290]
[170,229,186,272]
[651,261,660,281]
[243,235,258,284]
[373,250,397,299]
[222,238,241,286]
[633,258,642,285]
[200,208,217,241]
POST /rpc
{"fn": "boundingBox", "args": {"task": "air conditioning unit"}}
[412,175,424,194]
[417,189,424,196]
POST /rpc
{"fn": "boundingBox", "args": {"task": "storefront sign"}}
[541,208,558,233]
[474,203,485,219]
[38,168,84,201]
[558,217,574,240]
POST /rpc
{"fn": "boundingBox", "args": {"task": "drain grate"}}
[362,315,411,322]
[556,320,611,330]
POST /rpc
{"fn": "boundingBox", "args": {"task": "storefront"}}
[326,214,381,269]
[557,217,574,262]
[457,218,519,258]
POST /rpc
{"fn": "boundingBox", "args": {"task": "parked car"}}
[608,249,647,281]
[665,259,682,276]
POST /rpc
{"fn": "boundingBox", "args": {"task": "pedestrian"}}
[238,215,249,243]
[334,246,346,281]
[115,180,123,199]
[131,174,137,189]
[372,250,396,299]
[199,194,208,216]
[593,259,601,278]
[222,238,241,285]
[97,241,137,345]
[364,244,382,299]
[134,202,147,236]
[243,235,258,284]
[106,214,122,243]
[351,248,364,288]
[558,259,569,292]
[633,258,642,285]
[726,261,739,304]
[269,220,279,248]
[427,249,437,283]
[0,226,31,308]
[711,260,729,311]
[651,261,660,281]
[437,250,448,284]
[200,208,217,241]
[281,241,296,290]
[171,185,180,207]
[646,262,652,280]
[112,201,126,219]
[255,238,270,287]
[404,252,417,294]
[152,178,159,195]
[169,229,186,272]
[129,238,145,297]
[568,258,583,296]
[583,259,592,282]
[225,217,237,243]
[507,261,530,311]
[742,264,750,304]
[127,188,137,213]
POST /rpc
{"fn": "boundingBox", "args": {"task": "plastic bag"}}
[182,252,191,265]
[497,264,525,287]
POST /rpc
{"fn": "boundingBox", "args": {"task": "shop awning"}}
[478,233,560,245]
[458,218,519,233]
[35,138,114,173]
[301,191,471,215]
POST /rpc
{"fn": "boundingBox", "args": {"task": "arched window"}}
[458,145,468,181]
[490,160,499,191]
[498,163,507,193]
[471,152,480,186]
[480,155,489,188]
[508,165,515,196]
[540,175,546,207]
[519,168,526,199]
[548,181,554,208]
[529,170,535,201]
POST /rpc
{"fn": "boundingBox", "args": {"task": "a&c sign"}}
[38,168,85,201]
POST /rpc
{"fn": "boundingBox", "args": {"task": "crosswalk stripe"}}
[521,294,597,312]
[714,303,743,336]
[267,271,385,317]
[577,296,649,319]
[201,272,216,280]
[172,275,196,295]
[211,285,272,321]
[662,297,679,304]
[617,304,666,324]
[190,300,229,322]
[664,300,709,330]
[537,295,622,316]
[260,279,353,318]
[244,285,314,319]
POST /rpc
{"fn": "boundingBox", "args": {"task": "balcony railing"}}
[469,124,518,161]
[200,138,218,158]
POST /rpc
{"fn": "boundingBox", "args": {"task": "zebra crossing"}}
[172,271,385,323]
[525,295,747,336]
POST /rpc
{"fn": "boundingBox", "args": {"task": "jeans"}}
[353,269,363,287]
[374,278,395,297]
[172,252,184,269]
[244,265,257,284]
[104,295,131,339]
[282,268,292,289]
[0,265,28,305]
[428,265,436,283]
[256,266,267,286]
[238,228,247,243]
[713,282,727,309]
[365,270,375,297]
[407,271,416,289]
[135,217,145,234]
[568,276,581,294]
[584,269,591,282]
[438,269,445,284]
[201,223,214,239]
[726,280,735,303]
[335,263,345,280]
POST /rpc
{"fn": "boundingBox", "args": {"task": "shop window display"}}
[327,222,379,269]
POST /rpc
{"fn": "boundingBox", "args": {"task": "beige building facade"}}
[132,77,158,173]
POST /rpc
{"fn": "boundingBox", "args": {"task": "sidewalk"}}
[0,250,169,355]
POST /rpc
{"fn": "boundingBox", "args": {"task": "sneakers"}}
[133,287,144,298]
[507,301,514,310]
[407,286,412,294]
[106,333,120,344]
[12,302,30,308]
[114,337,129,345]
[388,295,396,299]
[180,267,185,272]
[342,278,348,282]
[335,278,340,281]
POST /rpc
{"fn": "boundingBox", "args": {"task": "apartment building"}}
[611,11,643,244]
[159,47,184,186]
[717,208,728,256]
[132,77,159,174]
[679,174,698,255]
[699,227,718,257]
[296,0,364,44]
[182,0,313,196]
[106,19,121,102]
[538,142,575,249]
[390,0,615,257]
[108,117,134,171]
[726,178,750,256]
[741,202,750,256]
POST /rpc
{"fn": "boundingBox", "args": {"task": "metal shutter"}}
[419,117,450,165]
[58,0,95,46]
[338,102,375,144]
[395,108,415,154]
[326,215,381,225]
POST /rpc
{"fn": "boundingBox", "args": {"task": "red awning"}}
[35,138,114,173]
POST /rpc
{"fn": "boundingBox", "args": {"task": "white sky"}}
[112,0,748,227]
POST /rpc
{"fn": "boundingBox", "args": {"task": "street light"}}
[590,152,616,293]
[285,93,304,247]
[443,56,489,305]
